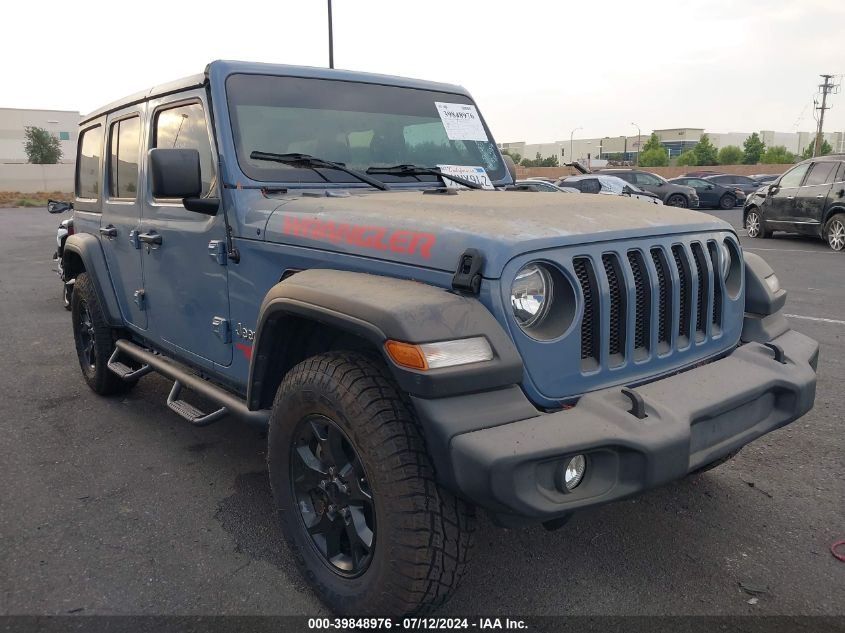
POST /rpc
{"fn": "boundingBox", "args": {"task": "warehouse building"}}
[0,108,81,163]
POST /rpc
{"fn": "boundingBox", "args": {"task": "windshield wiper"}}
[365,164,483,190]
[249,151,390,191]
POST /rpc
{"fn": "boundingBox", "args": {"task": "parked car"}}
[598,169,700,208]
[750,174,780,184]
[668,177,746,210]
[559,174,664,204]
[744,155,845,251]
[59,60,817,617]
[509,180,578,193]
[47,199,75,309]
[703,174,764,197]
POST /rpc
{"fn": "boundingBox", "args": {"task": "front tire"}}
[719,194,736,210]
[268,351,474,616]
[71,273,131,395]
[745,208,771,238]
[825,213,845,251]
[666,194,688,208]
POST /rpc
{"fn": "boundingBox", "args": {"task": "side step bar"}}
[112,339,270,427]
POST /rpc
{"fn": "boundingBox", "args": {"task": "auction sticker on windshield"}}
[435,102,489,142]
[437,165,495,190]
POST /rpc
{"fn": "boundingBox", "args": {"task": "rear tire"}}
[71,273,132,395]
[825,213,845,251]
[268,351,475,616]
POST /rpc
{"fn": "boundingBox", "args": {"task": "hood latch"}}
[452,249,484,295]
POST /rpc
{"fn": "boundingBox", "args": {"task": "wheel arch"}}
[62,233,123,327]
[822,205,845,228]
[247,269,524,410]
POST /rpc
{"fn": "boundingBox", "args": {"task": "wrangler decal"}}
[282,217,436,259]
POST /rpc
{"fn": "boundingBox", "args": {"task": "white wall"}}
[0,163,74,192]
[0,108,80,163]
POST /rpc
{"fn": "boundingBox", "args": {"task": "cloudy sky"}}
[3,0,843,142]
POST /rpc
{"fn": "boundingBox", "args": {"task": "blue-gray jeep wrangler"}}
[63,60,818,616]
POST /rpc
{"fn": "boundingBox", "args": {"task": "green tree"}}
[676,150,697,166]
[801,139,833,159]
[717,145,743,165]
[501,149,522,165]
[638,148,669,167]
[692,134,718,165]
[641,133,663,153]
[760,145,796,164]
[23,126,62,164]
[742,132,765,164]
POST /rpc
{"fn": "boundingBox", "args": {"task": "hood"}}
[262,190,733,277]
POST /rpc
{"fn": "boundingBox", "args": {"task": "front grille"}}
[575,240,725,367]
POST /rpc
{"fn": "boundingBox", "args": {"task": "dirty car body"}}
[62,60,818,615]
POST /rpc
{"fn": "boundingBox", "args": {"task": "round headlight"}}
[511,264,553,329]
[718,241,731,281]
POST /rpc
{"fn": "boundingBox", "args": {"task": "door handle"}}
[816,194,825,198]
[138,231,162,246]
[786,196,794,200]
[99,225,117,238]
[837,189,844,198]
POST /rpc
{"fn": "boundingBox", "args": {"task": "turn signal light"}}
[385,340,428,370]
[385,337,494,371]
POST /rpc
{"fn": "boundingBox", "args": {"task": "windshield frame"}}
[223,72,506,190]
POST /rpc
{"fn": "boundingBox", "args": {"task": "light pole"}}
[569,126,582,164]
[631,122,641,166]
[327,0,334,69]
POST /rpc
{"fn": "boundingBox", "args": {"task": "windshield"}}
[225,74,505,186]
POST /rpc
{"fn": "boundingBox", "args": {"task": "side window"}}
[76,125,103,200]
[635,173,661,186]
[581,179,601,194]
[108,116,141,199]
[836,162,845,183]
[613,173,634,183]
[803,162,837,187]
[779,164,810,188]
[154,103,216,197]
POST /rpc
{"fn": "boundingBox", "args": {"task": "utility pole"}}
[327,0,334,69]
[814,74,839,156]
[631,122,641,166]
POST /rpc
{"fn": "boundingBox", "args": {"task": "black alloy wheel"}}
[666,194,688,208]
[291,414,375,576]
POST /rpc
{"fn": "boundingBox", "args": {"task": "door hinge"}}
[133,289,146,310]
[129,229,141,250]
[211,316,231,343]
[208,240,227,265]
[452,248,484,294]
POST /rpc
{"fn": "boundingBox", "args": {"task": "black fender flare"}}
[63,233,124,327]
[822,204,845,229]
[247,269,523,407]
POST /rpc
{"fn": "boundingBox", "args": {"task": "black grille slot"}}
[672,245,691,339]
[691,243,709,336]
[602,254,626,357]
[573,258,599,362]
[651,248,671,345]
[707,241,723,327]
[627,250,650,351]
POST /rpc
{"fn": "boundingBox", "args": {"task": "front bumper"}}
[414,327,817,523]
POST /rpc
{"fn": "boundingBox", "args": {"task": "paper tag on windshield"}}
[435,102,489,142]
[437,165,494,190]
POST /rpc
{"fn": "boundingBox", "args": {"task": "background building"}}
[0,108,81,163]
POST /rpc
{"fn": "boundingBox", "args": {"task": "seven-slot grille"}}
[573,240,725,369]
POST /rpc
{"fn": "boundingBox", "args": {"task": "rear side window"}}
[154,103,216,197]
[109,117,141,199]
[580,179,601,194]
[804,162,837,187]
[634,172,661,186]
[76,126,102,199]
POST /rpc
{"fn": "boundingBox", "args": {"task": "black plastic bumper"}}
[413,328,818,523]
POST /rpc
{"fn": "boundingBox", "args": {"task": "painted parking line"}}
[785,314,845,326]
[744,247,837,255]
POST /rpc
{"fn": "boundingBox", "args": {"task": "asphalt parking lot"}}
[1,205,842,618]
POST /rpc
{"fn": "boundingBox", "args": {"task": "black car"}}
[750,174,780,184]
[703,173,763,197]
[669,176,746,210]
[743,155,845,251]
[598,169,699,208]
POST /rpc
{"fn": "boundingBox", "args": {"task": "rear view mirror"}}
[501,154,518,183]
[47,199,73,214]
[150,148,202,198]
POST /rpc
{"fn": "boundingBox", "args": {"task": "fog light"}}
[557,455,586,492]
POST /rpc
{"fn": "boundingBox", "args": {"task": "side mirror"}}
[768,184,779,195]
[150,148,202,198]
[47,199,73,214]
[707,185,714,190]
[149,148,218,215]
[501,154,518,183]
